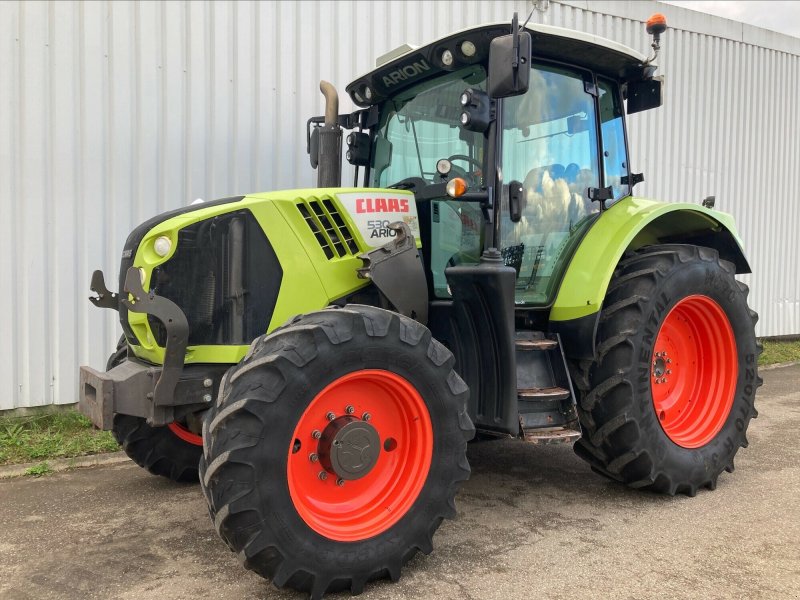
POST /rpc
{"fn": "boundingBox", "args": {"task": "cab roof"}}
[346,22,652,107]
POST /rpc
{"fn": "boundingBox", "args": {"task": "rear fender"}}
[550,197,750,360]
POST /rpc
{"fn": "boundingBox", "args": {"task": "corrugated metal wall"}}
[1,0,798,410]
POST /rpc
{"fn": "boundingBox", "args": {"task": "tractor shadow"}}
[462,435,682,508]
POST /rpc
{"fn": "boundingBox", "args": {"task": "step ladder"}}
[515,332,581,445]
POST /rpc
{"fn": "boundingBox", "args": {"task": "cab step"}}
[515,331,580,443]
[515,338,558,351]
[521,423,582,445]
[518,386,570,401]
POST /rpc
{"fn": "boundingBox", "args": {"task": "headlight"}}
[153,236,172,257]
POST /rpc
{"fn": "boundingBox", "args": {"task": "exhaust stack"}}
[316,81,343,187]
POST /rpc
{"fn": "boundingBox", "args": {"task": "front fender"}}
[550,196,750,359]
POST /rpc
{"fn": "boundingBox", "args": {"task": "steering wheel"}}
[447,154,482,171]
[445,154,483,187]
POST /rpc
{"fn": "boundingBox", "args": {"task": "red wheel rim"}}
[167,422,203,446]
[651,295,738,448]
[287,370,433,542]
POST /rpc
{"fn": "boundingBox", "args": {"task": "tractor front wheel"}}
[106,336,203,483]
[199,305,473,598]
[573,245,761,495]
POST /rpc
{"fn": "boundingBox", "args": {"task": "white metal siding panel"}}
[0,0,797,410]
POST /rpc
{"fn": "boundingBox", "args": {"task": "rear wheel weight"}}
[572,245,761,495]
[199,305,474,598]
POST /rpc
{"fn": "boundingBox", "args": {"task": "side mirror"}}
[488,14,531,99]
[508,180,524,223]
[627,77,663,114]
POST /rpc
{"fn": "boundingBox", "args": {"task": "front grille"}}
[117,196,245,345]
[143,209,282,347]
[297,197,359,259]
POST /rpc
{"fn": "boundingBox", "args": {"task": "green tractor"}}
[80,13,760,598]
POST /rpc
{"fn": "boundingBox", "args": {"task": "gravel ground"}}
[1,364,798,600]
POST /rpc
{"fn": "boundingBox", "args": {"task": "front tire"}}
[112,415,203,482]
[199,305,474,598]
[106,336,203,483]
[573,245,762,495]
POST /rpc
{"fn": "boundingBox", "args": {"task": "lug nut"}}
[666,370,672,375]
[312,430,321,439]
[326,412,336,421]
[318,471,328,481]
[336,478,345,487]
[362,412,372,422]
[309,453,318,463]
[203,378,213,388]
[345,405,354,414]
[667,358,672,363]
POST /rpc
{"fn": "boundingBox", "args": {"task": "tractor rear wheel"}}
[199,305,473,598]
[106,336,203,483]
[572,245,761,495]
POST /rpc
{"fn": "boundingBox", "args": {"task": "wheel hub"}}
[651,351,673,384]
[318,416,381,480]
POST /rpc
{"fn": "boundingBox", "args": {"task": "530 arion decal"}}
[336,191,421,248]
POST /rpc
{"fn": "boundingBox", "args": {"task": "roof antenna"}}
[520,6,535,30]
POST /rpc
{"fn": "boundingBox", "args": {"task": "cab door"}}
[498,61,604,306]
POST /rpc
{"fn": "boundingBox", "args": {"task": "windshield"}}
[371,66,487,189]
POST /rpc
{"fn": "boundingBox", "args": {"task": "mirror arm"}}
[511,12,520,69]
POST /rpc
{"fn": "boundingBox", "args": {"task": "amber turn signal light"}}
[445,178,467,198]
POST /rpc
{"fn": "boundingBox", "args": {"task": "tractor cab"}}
[311,19,664,310]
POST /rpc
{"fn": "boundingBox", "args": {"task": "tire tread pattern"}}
[571,245,761,496]
[199,305,474,598]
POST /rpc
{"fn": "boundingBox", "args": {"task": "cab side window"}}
[499,62,601,304]
[598,79,630,202]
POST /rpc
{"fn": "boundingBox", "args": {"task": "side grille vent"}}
[297,197,359,259]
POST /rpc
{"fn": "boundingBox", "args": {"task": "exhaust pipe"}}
[316,80,342,188]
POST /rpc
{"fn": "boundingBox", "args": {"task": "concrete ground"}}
[1,365,798,600]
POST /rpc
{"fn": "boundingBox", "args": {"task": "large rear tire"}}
[572,245,762,495]
[106,336,203,483]
[199,305,474,598]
